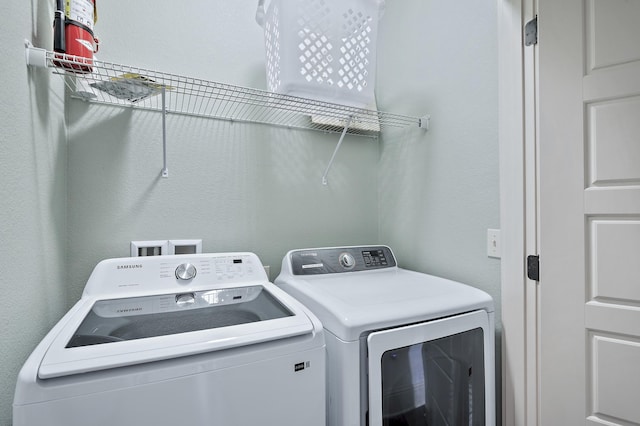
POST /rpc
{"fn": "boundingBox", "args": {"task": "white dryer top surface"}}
[275,246,494,341]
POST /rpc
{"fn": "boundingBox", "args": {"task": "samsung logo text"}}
[117,264,143,270]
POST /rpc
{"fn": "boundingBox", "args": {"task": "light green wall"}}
[0,2,68,425]
[378,0,500,321]
[66,105,381,301]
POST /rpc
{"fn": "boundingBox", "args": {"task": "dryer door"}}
[367,310,495,426]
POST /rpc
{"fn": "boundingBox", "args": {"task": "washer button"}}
[175,263,197,280]
[175,293,195,307]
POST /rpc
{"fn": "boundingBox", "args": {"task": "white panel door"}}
[538,0,640,424]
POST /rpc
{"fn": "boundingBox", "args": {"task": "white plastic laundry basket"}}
[256,0,385,109]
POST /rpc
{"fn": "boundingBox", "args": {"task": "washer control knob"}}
[339,252,356,270]
[175,263,197,280]
[175,293,195,307]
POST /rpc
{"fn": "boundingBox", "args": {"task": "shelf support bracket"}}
[161,87,169,178]
[25,41,47,68]
[418,115,431,130]
[322,116,353,185]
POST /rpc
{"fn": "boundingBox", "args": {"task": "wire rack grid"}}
[33,49,426,136]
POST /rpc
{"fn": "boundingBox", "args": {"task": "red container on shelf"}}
[53,0,97,73]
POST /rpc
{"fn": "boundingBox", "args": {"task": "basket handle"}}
[257,0,385,26]
[255,0,266,27]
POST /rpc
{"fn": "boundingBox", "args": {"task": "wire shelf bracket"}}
[25,42,429,181]
[322,115,353,185]
[160,87,169,178]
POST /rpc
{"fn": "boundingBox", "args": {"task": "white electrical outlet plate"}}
[168,239,202,255]
[131,240,169,257]
[487,229,501,258]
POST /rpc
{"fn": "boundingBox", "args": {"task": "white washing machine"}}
[14,252,325,426]
[275,245,495,426]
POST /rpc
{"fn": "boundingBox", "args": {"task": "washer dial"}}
[175,263,197,280]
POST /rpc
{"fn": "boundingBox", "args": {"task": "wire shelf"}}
[26,46,428,136]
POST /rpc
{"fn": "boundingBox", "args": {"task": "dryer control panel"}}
[290,246,396,275]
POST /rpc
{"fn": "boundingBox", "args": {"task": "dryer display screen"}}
[362,249,388,267]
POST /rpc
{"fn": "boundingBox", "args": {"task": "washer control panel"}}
[82,253,267,298]
[290,246,396,275]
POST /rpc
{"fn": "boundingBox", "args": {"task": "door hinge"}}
[527,255,540,281]
[525,16,538,46]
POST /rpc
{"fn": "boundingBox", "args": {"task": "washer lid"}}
[276,268,494,342]
[38,283,314,379]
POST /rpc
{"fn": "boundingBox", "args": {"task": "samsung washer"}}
[14,252,325,426]
[275,245,495,426]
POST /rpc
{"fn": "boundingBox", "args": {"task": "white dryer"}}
[14,252,325,426]
[275,245,495,426]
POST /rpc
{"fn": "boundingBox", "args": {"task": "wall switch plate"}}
[168,239,202,255]
[131,240,169,257]
[487,229,501,258]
